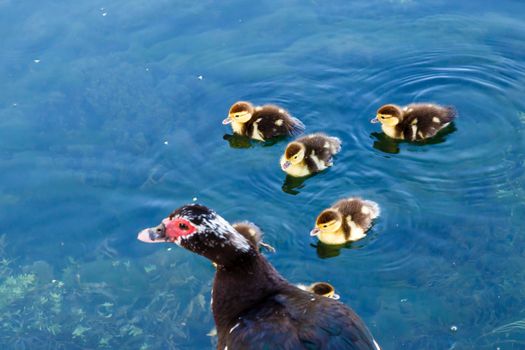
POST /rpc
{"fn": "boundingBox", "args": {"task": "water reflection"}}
[371,123,457,154]
[223,133,289,149]
[281,174,313,195]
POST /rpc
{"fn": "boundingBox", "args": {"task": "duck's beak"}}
[370,115,380,124]
[137,223,167,243]
[281,161,291,170]
[310,227,320,237]
[222,116,232,125]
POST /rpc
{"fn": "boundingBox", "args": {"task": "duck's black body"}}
[137,204,379,350]
[214,256,378,350]
[244,105,304,141]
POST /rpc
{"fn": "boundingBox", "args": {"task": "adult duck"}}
[138,204,380,350]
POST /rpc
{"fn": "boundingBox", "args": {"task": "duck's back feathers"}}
[361,199,381,220]
[400,104,456,141]
[333,198,379,239]
[297,133,342,173]
[246,105,305,140]
[224,287,378,350]
[298,133,341,153]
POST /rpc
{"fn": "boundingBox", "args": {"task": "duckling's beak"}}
[137,223,167,243]
[310,227,321,236]
[222,116,232,125]
[281,161,291,170]
[370,115,380,124]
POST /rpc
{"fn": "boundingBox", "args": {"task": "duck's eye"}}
[293,156,298,159]
[179,223,189,230]
[323,225,327,228]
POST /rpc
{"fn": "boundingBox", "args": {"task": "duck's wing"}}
[286,293,380,350]
[224,298,303,350]
[226,290,379,350]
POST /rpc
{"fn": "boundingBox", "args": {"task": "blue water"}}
[1,0,525,349]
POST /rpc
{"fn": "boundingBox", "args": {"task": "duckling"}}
[297,282,340,300]
[311,197,380,245]
[232,221,275,253]
[222,101,304,141]
[280,133,342,177]
[371,103,456,141]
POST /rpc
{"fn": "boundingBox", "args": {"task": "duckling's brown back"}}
[333,198,374,239]
[401,104,456,140]
[246,105,304,139]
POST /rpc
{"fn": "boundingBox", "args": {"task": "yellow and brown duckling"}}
[297,282,340,300]
[371,103,456,141]
[222,101,304,141]
[232,221,275,253]
[311,197,380,245]
[280,133,342,177]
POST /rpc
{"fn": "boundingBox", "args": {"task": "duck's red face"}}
[137,217,197,244]
[165,218,196,240]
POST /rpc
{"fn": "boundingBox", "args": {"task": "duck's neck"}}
[212,252,286,331]
[231,120,246,135]
[286,161,310,177]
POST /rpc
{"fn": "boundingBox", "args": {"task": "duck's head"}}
[281,142,306,170]
[222,101,254,125]
[371,104,403,126]
[310,209,343,237]
[138,204,254,266]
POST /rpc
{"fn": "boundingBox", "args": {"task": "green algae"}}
[0,235,214,349]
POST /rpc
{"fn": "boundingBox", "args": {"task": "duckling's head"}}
[222,101,254,125]
[310,209,343,237]
[371,104,404,126]
[281,142,306,170]
[310,282,339,300]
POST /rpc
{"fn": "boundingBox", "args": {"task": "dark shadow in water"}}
[223,134,288,149]
[261,135,288,147]
[371,123,457,154]
[223,134,253,148]
[371,132,401,154]
[281,174,314,195]
[312,240,368,259]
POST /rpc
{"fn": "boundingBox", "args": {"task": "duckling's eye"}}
[323,225,327,228]
[293,156,298,159]
[179,223,189,230]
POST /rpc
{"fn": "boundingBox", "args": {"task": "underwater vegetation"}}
[0,235,214,349]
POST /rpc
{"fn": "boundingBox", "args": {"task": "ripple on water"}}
[342,48,525,209]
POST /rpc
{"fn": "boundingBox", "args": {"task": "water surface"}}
[1,0,525,349]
